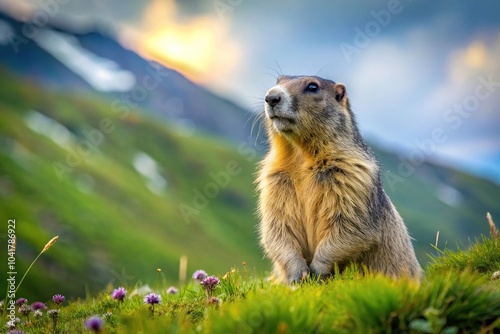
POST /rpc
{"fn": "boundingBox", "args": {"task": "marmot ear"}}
[334,83,347,106]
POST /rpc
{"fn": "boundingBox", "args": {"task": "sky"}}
[1,0,499,183]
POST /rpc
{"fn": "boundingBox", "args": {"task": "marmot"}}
[257,75,422,284]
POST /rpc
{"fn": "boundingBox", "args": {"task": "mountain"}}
[0,11,260,145]
[374,148,500,251]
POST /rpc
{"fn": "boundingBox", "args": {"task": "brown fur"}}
[257,75,422,283]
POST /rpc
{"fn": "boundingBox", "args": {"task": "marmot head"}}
[264,75,355,144]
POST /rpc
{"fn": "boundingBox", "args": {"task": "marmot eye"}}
[305,82,319,93]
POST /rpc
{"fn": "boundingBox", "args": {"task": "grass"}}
[427,236,500,277]
[2,234,499,333]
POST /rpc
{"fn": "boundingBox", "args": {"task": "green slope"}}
[0,74,265,300]
[373,146,500,261]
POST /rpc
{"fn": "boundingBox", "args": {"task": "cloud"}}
[425,33,500,169]
[118,0,242,92]
[336,22,500,181]
[346,34,442,143]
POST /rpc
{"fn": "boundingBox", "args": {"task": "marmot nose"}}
[265,93,282,108]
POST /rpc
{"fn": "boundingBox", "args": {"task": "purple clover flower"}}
[144,292,161,317]
[112,287,127,301]
[30,302,46,311]
[192,269,207,281]
[52,294,65,305]
[85,315,104,332]
[15,298,27,306]
[143,293,161,305]
[167,286,178,294]
[201,276,220,297]
[201,276,220,290]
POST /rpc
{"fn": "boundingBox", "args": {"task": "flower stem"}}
[154,268,161,292]
[16,236,58,295]
[15,251,43,295]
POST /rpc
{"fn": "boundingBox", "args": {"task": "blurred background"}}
[0,0,499,300]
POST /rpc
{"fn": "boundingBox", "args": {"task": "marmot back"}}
[257,75,422,284]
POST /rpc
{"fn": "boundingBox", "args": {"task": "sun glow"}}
[143,19,219,77]
[465,41,487,69]
[124,0,241,85]
[449,35,500,85]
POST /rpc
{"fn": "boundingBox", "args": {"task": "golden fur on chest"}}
[257,135,376,264]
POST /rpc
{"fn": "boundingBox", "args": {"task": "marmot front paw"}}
[287,261,309,284]
[309,260,331,279]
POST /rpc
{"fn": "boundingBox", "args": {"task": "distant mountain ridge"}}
[0,10,260,146]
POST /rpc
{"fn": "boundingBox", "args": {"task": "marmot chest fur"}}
[257,75,422,284]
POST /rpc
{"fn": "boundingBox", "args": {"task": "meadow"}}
[3,223,499,334]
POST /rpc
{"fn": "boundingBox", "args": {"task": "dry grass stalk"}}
[487,212,498,241]
[42,235,59,253]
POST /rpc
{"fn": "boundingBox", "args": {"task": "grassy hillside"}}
[0,73,265,301]
[1,70,500,302]
[375,146,500,257]
[2,235,499,333]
